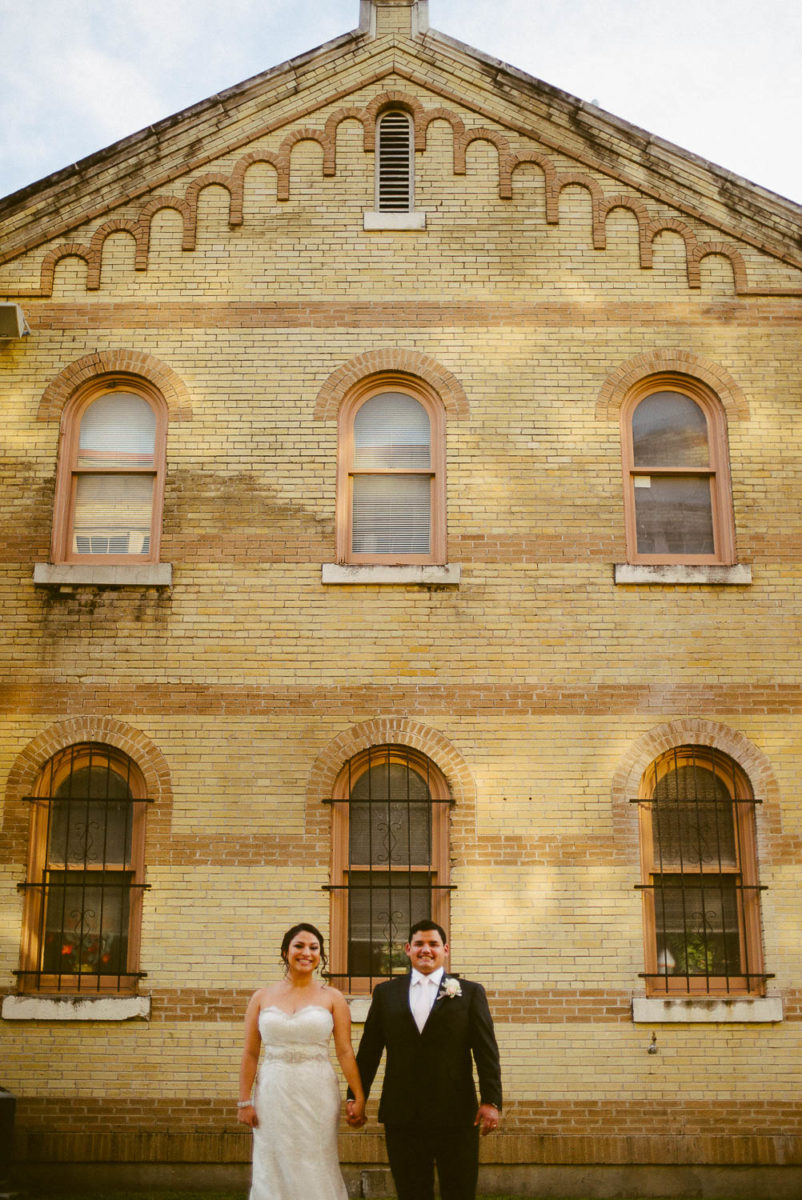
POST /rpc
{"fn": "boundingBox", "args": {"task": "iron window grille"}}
[325,745,452,992]
[16,744,150,994]
[633,746,770,995]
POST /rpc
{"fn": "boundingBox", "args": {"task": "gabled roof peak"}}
[360,0,429,38]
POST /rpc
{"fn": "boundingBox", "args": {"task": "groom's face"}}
[405,928,448,975]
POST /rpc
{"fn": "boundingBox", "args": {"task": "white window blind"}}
[73,393,156,556]
[78,393,156,469]
[352,392,432,555]
[377,111,413,212]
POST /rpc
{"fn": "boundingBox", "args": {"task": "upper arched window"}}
[17,743,149,994]
[336,377,446,564]
[328,744,451,992]
[52,376,167,564]
[636,745,766,996]
[376,109,414,212]
[621,376,735,564]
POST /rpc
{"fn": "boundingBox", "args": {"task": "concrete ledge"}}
[632,995,783,1023]
[363,210,427,230]
[33,563,172,587]
[322,563,460,585]
[614,563,752,585]
[345,996,372,1023]
[2,994,151,1021]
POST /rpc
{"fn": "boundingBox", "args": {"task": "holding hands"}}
[345,1096,366,1128]
[237,1100,258,1129]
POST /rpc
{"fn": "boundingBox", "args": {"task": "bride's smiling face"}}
[285,930,321,975]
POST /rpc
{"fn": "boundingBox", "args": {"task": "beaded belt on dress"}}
[262,1045,326,1063]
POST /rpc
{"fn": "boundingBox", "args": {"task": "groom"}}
[347,919,502,1200]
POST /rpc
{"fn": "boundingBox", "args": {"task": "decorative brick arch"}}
[307,717,477,844]
[610,718,782,862]
[363,91,429,152]
[37,350,193,423]
[313,349,469,421]
[3,718,174,862]
[595,349,750,422]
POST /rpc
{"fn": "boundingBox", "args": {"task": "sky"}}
[0,0,800,206]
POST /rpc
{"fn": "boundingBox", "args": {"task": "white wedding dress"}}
[250,1005,348,1200]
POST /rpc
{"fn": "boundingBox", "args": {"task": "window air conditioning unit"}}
[0,303,30,341]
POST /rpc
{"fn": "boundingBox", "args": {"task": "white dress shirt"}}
[409,966,444,1032]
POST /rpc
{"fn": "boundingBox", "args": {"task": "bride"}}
[237,922,366,1200]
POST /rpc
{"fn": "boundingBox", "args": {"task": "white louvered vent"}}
[377,111,413,212]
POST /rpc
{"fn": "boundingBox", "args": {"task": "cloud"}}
[0,0,800,201]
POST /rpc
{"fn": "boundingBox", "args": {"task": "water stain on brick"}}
[163,468,334,558]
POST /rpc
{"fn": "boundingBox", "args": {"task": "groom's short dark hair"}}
[408,919,447,944]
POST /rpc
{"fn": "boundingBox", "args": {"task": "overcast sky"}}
[1,0,800,206]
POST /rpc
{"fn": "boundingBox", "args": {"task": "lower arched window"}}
[636,746,767,995]
[17,744,149,993]
[328,745,451,991]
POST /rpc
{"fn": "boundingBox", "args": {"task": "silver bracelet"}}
[237,1100,254,1108]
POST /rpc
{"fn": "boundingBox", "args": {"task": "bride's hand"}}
[345,1097,366,1127]
[237,1102,258,1128]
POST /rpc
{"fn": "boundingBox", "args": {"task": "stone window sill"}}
[2,993,151,1021]
[34,563,172,587]
[322,564,460,586]
[363,210,427,231]
[632,995,782,1023]
[345,996,371,1024]
[614,564,751,586]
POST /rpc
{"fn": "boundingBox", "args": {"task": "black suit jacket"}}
[355,973,502,1126]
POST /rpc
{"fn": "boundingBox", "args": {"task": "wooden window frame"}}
[51,374,168,565]
[638,746,765,997]
[329,745,451,994]
[18,744,148,995]
[376,108,414,213]
[335,373,446,565]
[620,374,736,565]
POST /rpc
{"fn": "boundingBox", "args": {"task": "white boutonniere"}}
[441,976,462,999]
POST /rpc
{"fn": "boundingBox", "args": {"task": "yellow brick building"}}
[1,1,801,1195]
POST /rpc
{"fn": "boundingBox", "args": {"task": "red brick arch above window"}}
[595,349,749,423]
[3,718,174,864]
[610,718,782,861]
[37,350,193,423]
[313,349,469,422]
[307,717,476,842]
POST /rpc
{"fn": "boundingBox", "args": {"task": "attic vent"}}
[377,110,413,212]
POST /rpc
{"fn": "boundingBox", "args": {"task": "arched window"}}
[376,109,413,212]
[52,376,167,563]
[621,376,735,564]
[328,745,451,991]
[636,746,766,995]
[336,376,446,564]
[18,744,149,994]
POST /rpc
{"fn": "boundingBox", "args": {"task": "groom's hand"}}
[475,1103,500,1136]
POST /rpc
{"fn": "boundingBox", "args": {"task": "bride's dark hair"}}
[280,922,328,975]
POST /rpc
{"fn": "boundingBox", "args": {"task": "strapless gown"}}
[250,1005,348,1200]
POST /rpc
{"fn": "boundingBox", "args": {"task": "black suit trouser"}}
[384,1121,480,1200]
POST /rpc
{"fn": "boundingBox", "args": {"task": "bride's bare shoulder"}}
[249,983,281,1007]
[324,984,348,1010]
